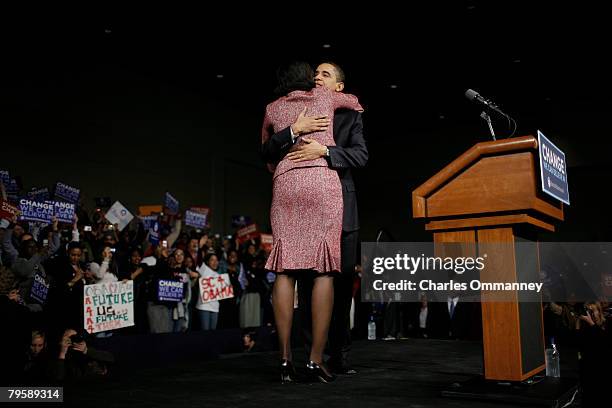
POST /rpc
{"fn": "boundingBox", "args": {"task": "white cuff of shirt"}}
[290,126,298,142]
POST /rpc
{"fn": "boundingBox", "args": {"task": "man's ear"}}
[335,82,345,92]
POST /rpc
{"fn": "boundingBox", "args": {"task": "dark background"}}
[2,2,611,241]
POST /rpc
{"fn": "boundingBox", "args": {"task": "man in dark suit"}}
[261,62,367,374]
[428,292,482,340]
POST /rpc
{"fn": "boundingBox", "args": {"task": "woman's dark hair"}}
[130,247,144,258]
[204,252,218,268]
[274,61,315,97]
[67,241,82,252]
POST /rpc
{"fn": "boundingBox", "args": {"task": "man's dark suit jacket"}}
[428,301,482,340]
[261,109,367,232]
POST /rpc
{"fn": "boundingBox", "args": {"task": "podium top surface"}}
[412,135,563,224]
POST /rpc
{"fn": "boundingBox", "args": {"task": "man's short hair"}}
[321,61,346,83]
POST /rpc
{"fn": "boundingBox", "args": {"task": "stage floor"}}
[63,338,580,408]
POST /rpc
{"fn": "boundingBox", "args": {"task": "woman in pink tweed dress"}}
[261,62,363,383]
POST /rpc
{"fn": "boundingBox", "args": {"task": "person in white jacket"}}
[86,246,119,338]
[87,247,118,284]
[195,253,220,330]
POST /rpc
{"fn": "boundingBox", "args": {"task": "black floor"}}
[63,339,580,408]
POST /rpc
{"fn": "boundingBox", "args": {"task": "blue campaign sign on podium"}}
[538,130,570,205]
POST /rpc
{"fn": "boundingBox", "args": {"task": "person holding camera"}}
[49,328,114,382]
[87,246,119,284]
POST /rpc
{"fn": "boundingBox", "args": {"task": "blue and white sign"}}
[18,199,75,224]
[164,192,179,214]
[105,201,134,231]
[7,178,20,201]
[538,130,570,205]
[185,210,207,229]
[140,215,158,231]
[148,221,160,245]
[54,201,76,224]
[0,170,9,187]
[18,199,54,223]
[7,178,19,193]
[55,182,80,203]
[30,272,50,304]
[157,279,184,302]
[27,187,50,202]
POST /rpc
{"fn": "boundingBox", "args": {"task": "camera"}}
[110,248,116,253]
[162,240,168,248]
[70,333,84,344]
[108,225,114,230]
[84,225,92,232]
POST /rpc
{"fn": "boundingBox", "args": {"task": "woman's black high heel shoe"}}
[280,359,296,383]
[306,360,336,383]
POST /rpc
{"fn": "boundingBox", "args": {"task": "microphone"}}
[464,89,507,117]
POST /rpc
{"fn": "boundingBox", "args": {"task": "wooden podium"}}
[412,135,564,382]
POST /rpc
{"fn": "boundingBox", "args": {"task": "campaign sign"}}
[54,201,76,224]
[84,281,135,334]
[185,210,207,229]
[157,279,184,302]
[231,215,252,228]
[538,130,570,205]
[30,272,50,304]
[0,200,20,219]
[190,206,210,216]
[260,233,274,253]
[105,201,134,231]
[27,187,50,202]
[6,178,19,194]
[18,199,75,224]
[18,199,54,223]
[54,182,80,203]
[236,223,259,244]
[140,215,158,231]
[199,273,234,303]
[164,192,179,214]
[148,221,160,245]
[6,178,20,202]
[0,170,9,187]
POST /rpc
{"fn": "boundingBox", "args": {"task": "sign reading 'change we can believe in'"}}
[164,192,179,214]
[54,182,80,203]
[18,199,75,224]
[27,187,50,202]
[185,210,207,229]
[0,170,10,187]
[157,279,184,302]
[538,130,570,205]
[30,272,50,304]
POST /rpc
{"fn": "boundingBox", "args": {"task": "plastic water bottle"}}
[368,315,376,340]
[545,337,560,377]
